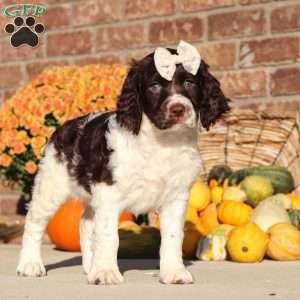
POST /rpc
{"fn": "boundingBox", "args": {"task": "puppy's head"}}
[116,48,230,135]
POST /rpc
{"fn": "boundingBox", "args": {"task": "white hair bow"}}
[154,40,201,81]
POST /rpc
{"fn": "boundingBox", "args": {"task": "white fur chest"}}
[106,115,202,214]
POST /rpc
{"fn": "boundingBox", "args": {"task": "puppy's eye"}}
[184,79,195,89]
[148,82,162,92]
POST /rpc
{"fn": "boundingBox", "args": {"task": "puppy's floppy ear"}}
[116,62,143,135]
[197,61,230,130]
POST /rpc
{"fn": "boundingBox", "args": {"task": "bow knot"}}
[154,41,201,81]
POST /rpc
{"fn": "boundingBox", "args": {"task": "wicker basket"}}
[198,108,300,193]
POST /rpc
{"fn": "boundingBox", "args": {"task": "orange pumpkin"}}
[47,198,86,251]
[119,212,136,222]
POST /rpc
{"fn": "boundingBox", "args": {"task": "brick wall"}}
[0,0,299,106]
[0,0,300,212]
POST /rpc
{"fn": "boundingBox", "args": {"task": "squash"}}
[47,198,86,251]
[222,186,247,202]
[186,203,219,235]
[211,186,224,204]
[228,166,294,194]
[118,226,161,258]
[267,223,300,261]
[250,198,291,232]
[289,210,300,229]
[208,165,233,185]
[188,179,211,210]
[196,234,227,261]
[227,223,269,263]
[209,179,219,189]
[218,200,253,226]
[198,203,219,235]
[196,224,234,261]
[288,193,300,210]
[119,212,136,223]
[241,175,274,207]
[182,225,202,259]
[264,193,292,209]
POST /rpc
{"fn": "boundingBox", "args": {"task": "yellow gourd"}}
[288,193,300,210]
[188,179,211,210]
[218,200,253,226]
[227,223,269,263]
[211,186,224,204]
[267,223,300,261]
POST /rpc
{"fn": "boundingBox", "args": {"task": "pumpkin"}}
[119,212,136,223]
[218,200,253,226]
[207,165,233,185]
[198,203,219,235]
[188,179,211,210]
[227,223,269,263]
[267,223,300,261]
[186,203,219,235]
[182,224,202,259]
[47,198,85,251]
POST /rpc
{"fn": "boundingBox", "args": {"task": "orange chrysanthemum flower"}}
[0,154,12,167]
[25,161,38,174]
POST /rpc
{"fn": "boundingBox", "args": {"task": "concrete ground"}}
[1,244,300,300]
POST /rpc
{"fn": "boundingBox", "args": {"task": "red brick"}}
[182,0,234,12]
[0,65,23,89]
[126,49,154,63]
[47,30,92,56]
[239,0,270,4]
[208,9,266,40]
[149,17,203,45]
[72,0,121,26]
[0,38,43,62]
[217,69,267,98]
[96,24,145,51]
[26,60,69,79]
[75,55,122,66]
[271,67,300,96]
[40,5,71,29]
[199,43,236,69]
[125,0,175,19]
[240,37,299,67]
[271,4,300,33]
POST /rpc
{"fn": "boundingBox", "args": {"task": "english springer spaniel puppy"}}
[17,41,230,285]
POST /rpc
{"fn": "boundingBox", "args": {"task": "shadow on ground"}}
[45,249,193,274]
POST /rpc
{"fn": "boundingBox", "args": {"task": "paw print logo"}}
[4,16,45,48]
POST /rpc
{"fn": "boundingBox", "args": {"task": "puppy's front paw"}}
[160,267,194,284]
[87,268,123,285]
[17,261,46,277]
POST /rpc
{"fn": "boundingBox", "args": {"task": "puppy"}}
[17,42,230,285]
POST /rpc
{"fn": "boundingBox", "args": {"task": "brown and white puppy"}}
[17,47,230,284]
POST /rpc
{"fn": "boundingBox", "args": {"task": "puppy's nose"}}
[169,103,186,119]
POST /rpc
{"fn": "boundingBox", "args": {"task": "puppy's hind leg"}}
[80,205,95,274]
[17,144,71,277]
